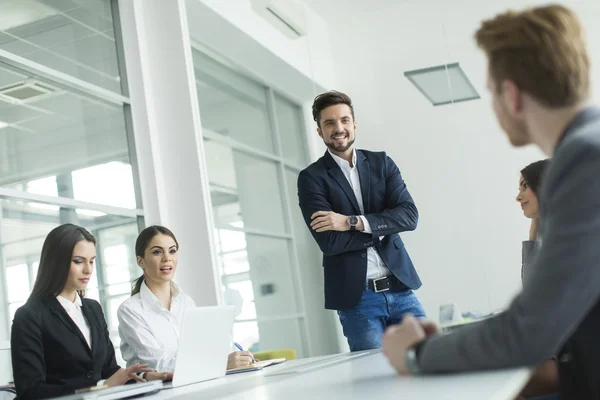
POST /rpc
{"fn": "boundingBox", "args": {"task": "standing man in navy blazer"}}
[297,90,425,351]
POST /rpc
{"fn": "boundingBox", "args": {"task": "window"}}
[0,2,141,366]
[193,51,275,154]
[6,264,28,322]
[0,63,136,209]
[0,197,138,358]
[274,94,309,168]
[193,48,310,356]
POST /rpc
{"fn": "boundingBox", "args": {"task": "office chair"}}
[0,386,16,400]
[253,348,297,361]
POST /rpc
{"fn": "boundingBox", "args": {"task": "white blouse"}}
[117,281,196,372]
[56,294,92,349]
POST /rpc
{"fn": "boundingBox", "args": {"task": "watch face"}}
[349,216,358,225]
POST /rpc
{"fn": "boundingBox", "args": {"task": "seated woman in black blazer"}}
[10,224,166,400]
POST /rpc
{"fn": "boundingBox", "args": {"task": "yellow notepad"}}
[226,358,287,374]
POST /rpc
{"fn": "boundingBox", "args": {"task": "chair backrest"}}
[0,344,12,387]
[0,387,16,400]
[253,348,297,361]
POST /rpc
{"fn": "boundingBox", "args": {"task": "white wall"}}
[198,0,335,91]
[312,0,600,322]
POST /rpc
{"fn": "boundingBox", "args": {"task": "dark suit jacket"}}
[297,149,422,310]
[11,296,121,400]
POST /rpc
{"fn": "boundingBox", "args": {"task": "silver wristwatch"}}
[404,344,421,374]
[348,215,359,231]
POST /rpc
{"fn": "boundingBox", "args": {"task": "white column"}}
[117,0,221,306]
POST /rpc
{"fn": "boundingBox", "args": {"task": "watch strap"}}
[405,340,426,374]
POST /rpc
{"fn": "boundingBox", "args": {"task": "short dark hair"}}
[312,90,355,128]
[521,159,550,195]
[131,225,179,296]
[29,224,96,300]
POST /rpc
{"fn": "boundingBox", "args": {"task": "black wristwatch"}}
[348,215,359,231]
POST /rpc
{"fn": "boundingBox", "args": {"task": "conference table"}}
[144,349,531,400]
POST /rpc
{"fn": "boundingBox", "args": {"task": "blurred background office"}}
[0,1,599,384]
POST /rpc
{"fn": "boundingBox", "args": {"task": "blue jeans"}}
[337,286,425,351]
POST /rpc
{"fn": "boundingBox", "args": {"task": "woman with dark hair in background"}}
[516,159,549,283]
[515,160,559,400]
[10,224,160,400]
[117,225,253,374]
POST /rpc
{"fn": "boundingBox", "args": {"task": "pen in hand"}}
[234,342,256,363]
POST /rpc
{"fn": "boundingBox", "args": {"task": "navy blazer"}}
[11,296,121,400]
[298,150,422,310]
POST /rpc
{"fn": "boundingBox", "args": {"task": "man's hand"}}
[418,319,440,336]
[519,359,559,398]
[310,211,350,232]
[382,316,439,375]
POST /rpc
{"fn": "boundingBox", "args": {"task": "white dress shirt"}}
[328,149,391,279]
[56,294,92,349]
[117,281,196,373]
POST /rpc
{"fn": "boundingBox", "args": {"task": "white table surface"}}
[144,350,531,400]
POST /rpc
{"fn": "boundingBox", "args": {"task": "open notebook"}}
[226,358,287,374]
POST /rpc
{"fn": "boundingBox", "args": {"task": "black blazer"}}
[298,150,422,310]
[10,296,121,400]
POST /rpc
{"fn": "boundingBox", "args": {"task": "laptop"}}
[167,306,235,388]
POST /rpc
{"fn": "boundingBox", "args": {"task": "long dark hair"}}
[131,225,179,296]
[521,159,550,196]
[29,224,96,300]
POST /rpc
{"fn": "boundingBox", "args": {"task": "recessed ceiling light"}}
[404,63,480,106]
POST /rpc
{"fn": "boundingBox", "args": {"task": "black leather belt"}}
[367,275,406,292]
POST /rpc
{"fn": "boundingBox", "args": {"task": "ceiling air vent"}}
[251,0,307,39]
[0,79,59,103]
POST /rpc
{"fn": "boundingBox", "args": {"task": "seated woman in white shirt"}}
[117,225,254,374]
[10,224,163,400]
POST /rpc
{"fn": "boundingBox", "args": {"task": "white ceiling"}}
[0,0,59,31]
[0,0,120,92]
